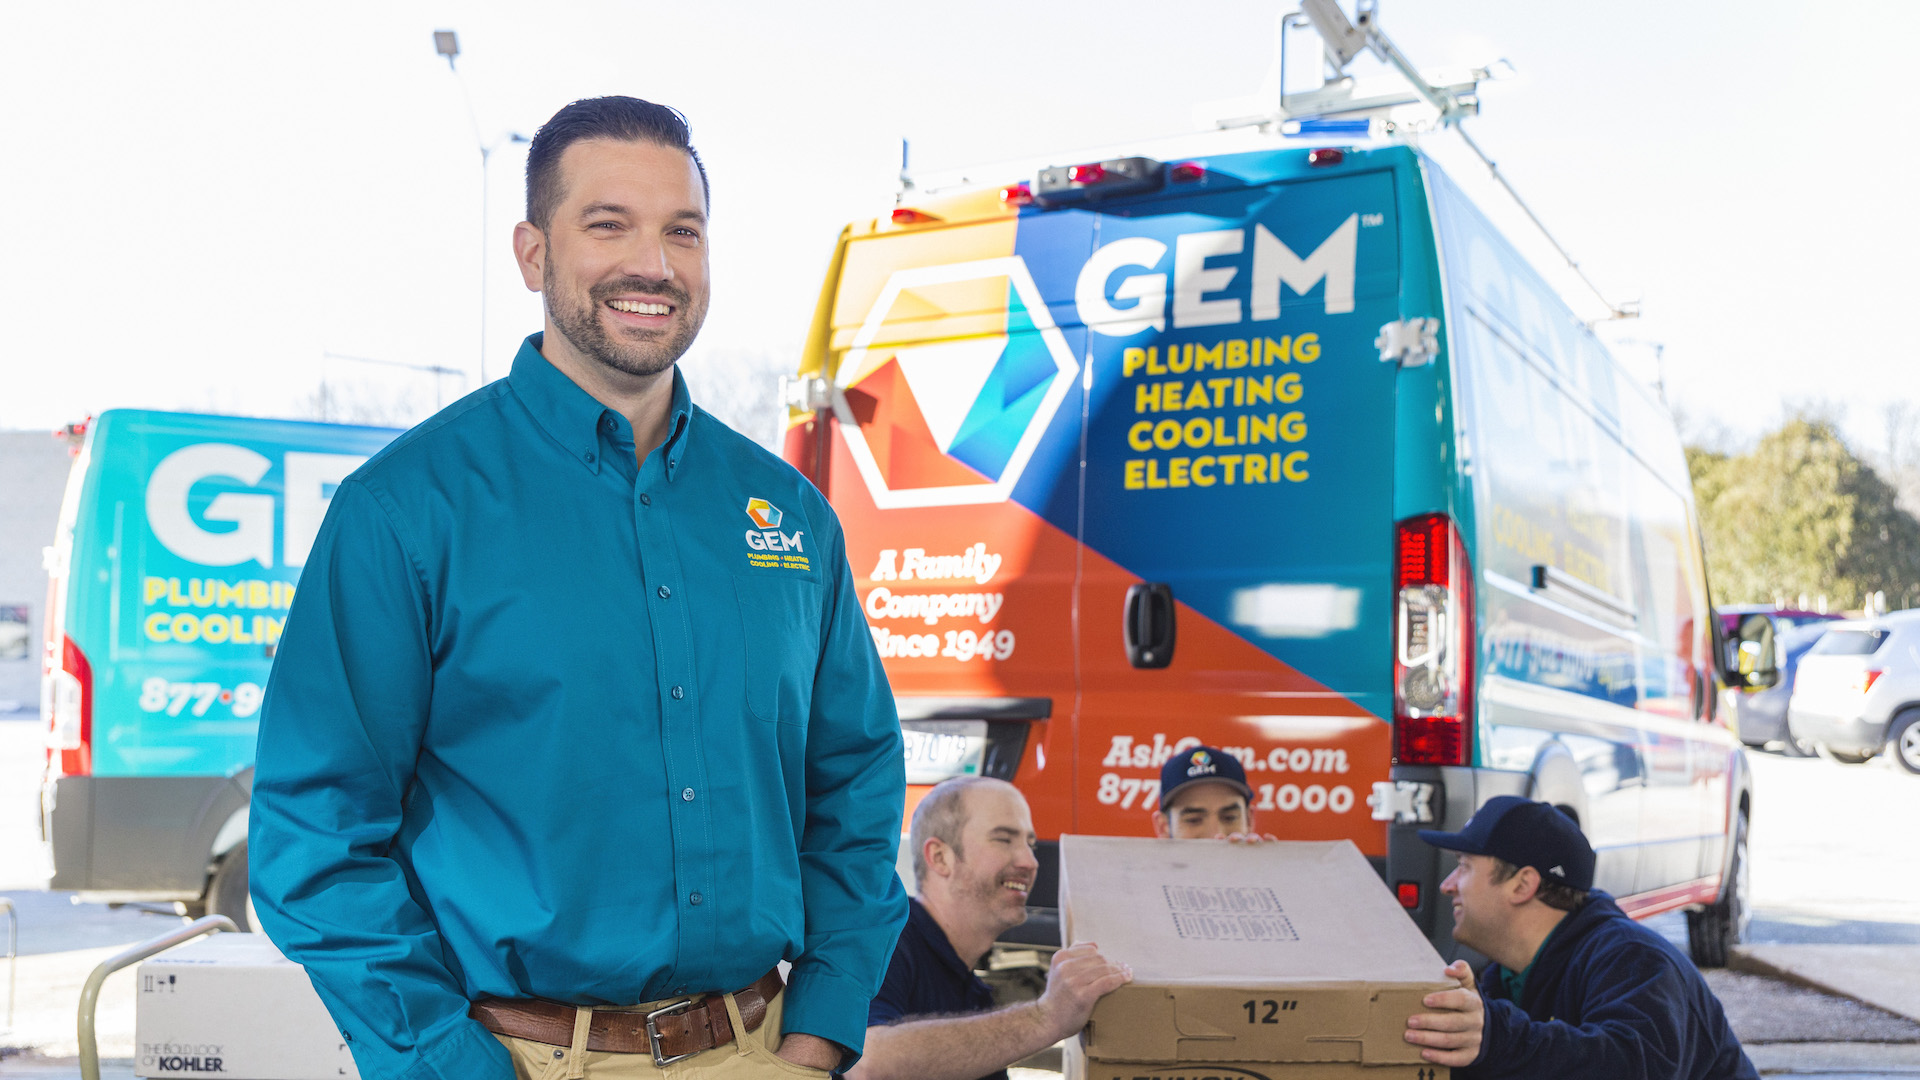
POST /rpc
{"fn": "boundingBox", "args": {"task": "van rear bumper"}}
[44,774,248,898]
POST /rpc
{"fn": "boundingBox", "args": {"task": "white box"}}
[136,932,360,1080]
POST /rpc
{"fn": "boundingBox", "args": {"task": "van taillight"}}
[44,634,92,777]
[1393,514,1473,766]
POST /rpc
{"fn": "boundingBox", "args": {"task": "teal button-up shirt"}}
[250,336,907,1080]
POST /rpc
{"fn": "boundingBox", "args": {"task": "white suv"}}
[1788,610,1920,773]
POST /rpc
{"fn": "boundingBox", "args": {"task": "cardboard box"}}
[136,932,359,1080]
[1060,836,1453,1075]
[1064,1038,1450,1080]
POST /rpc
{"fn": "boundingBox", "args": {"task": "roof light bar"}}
[1034,156,1164,207]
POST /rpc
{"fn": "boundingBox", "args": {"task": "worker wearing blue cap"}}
[1151,745,1272,840]
[1420,796,1758,1080]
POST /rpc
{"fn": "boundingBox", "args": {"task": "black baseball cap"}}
[1418,796,1596,892]
[1157,745,1253,811]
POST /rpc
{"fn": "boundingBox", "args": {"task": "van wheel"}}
[1686,811,1749,968]
[1890,712,1920,776]
[207,842,254,932]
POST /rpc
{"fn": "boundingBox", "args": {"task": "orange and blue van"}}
[783,141,1755,964]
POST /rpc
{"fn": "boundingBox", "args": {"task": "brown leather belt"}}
[470,969,784,1067]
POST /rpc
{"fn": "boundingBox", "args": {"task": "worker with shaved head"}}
[846,778,1130,1080]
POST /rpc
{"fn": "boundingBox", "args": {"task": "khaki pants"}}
[494,988,832,1080]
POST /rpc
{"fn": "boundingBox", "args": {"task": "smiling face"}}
[1440,852,1512,956]
[947,783,1040,931]
[1153,780,1253,839]
[517,137,710,381]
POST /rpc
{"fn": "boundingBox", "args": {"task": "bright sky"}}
[2,1,1914,457]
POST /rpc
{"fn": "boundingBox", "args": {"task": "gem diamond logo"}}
[832,256,1079,509]
[745,497,782,529]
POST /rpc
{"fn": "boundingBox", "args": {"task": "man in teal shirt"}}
[250,96,907,1080]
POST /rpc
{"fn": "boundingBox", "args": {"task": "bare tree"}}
[296,378,437,429]
[1883,400,1920,519]
[679,346,789,451]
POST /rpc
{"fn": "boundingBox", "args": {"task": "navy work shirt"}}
[868,898,1005,1080]
[1464,892,1758,1080]
[250,336,908,1080]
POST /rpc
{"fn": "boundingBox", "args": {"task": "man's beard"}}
[545,262,703,379]
[953,858,1032,926]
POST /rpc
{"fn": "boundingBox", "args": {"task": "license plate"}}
[901,721,988,785]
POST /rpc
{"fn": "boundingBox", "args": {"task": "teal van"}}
[783,140,1759,964]
[40,410,398,927]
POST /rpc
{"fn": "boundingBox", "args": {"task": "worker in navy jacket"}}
[1420,797,1759,1080]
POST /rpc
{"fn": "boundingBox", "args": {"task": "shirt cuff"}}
[783,967,874,1061]
[401,1016,515,1080]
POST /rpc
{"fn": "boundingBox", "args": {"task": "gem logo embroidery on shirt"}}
[745,498,809,572]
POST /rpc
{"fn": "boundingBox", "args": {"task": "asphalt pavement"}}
[4,713,1920,1077]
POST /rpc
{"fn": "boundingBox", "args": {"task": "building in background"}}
[0,430,73,713]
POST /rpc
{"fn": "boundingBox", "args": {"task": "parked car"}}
[1717,606,1843,755]
[1788,610,1920,773]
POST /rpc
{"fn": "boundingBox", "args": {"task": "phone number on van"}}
[138,679,264,719]
[1096,773,1357,815]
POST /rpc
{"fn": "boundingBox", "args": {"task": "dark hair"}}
[1490,857,1589,913]
[524,96,709,230]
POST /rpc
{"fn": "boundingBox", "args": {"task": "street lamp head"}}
[434,30,460,69]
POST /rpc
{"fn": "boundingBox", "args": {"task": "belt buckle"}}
[645,997,699,1068]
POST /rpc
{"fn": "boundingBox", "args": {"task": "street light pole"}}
[436,30,528,387]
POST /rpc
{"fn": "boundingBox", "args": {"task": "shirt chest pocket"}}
[733,575,823,725]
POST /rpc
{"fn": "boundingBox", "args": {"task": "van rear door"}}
[810,207,1097,840]
[1071,158,1406,843]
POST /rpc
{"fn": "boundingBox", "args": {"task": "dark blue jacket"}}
[1462,892,1758,1080]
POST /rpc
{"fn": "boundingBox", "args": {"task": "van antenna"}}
[1276,1,1639,323]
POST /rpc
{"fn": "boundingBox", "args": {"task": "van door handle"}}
[1124,583,1176,669]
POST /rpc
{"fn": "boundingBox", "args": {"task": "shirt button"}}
[658,585,672,599]
[682,787,695,802]
[671,685,685,700]
[639,493,652,506]
[584,451,596,463]
[689,892,703,906]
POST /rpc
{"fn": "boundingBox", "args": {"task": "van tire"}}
[1889,711,1920,776]
[1686,810,1748,969]
[207,842,254,932]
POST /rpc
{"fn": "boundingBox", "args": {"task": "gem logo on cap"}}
[1156,743,1254,811]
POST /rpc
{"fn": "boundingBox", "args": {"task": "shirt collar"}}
[506,333,695,478]
[1499,914,1564,1003]
[908,898,980,981]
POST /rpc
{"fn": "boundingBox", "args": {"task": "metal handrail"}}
[78,915,238,1080]
[1,896,15,1035]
